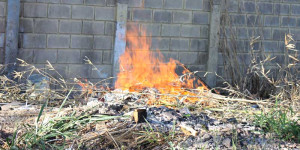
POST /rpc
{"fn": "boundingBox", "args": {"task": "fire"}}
[115,28,209,105]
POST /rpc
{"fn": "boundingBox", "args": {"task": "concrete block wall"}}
[0,0,300,86]
[16,0,116,83]
[0,0,6,64]
[127,0,210,76]
[217,0,300,83]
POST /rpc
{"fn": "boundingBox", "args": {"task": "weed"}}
[6,98,125,149]
[254,103,300,143]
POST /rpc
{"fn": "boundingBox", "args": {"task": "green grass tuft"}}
[254,105,299,143]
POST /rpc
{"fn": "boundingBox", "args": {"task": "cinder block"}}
[199,52,208,65]
[19,18,33,33]
[23,34,47,48]
[85,0,106,6]
[57,49,81,63]
[181,25,200,38]
[0,2,6,17]
[68,64,90,78]
[291,4,300,15]
[290,29,300,41]
[274,4,289,15]
[94,36,113,49]
[273,29,288,41]
[133,9,152,21]
[193,12,209,24]
[281,17,296,27]
[140,24,161,36]
[81,51,103,64]
[106,0,116,6]
[0,19,4,32]
[0,33,4,48]
[17,49,33,63]
[236,27,248,40]
[237,53,251,66]
[185,0,203,10]
[90,65,112,78]
[49,4,71,19]
[128,0,143,7]
[37,0,60,3]
[178,52,199,65]
[105,22,116,35]
[34,19,58,33]
[48,35,70,48]
[246,15,262,27]
[95,7,115,21]
[0,49,3,64]
[61,0,83,4]
[239,40,251,52]
[263,41,279,52]
[150,37,170,50]
[160,51,178,61]
[34,49,57,63]
[162,24,181,37]
[103,51,112,64]
[82,21,105,34]
[262,28,272,40]
[126,22,140,36]
[127,9,132,20]
[170,38,189,51]
[297,19,300,27]
[264,16,279,27]
[144,0,163,8]
[59,20,82,34]
[154,10,172,23]
[230,14,246,25]
[173,11,192,23]
[258,2,273,14]
[202,0,211,12]
[221,0,238,12]
[164,0,182,9]
[46,64,68,79]
[71,35,93,49]
[200,26,208,38]
[72,6,94,20]
[241,1,255,13]
[24,3,47,18]
[190,39,208,51]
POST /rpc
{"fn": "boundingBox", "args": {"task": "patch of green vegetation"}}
[254,103,300,143]
[6,90,127,149]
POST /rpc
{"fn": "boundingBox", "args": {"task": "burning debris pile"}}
[0,28,299,149]
[114,28,209,106]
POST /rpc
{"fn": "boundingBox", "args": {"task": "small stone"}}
[161,111,177,122]
[180,107,191,115]
[202,133,212,142]
[227,118,237,123]
[222,137,231,148]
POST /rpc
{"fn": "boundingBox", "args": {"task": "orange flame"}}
[115,28,209,105]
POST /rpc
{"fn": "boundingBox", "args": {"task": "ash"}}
[86,90,299,150]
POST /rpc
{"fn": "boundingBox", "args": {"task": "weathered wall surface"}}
[217,0,300,84]
[17,0,116,83]
[0,0,6,64]
[0,0,300,86]
[126,0,210,76]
